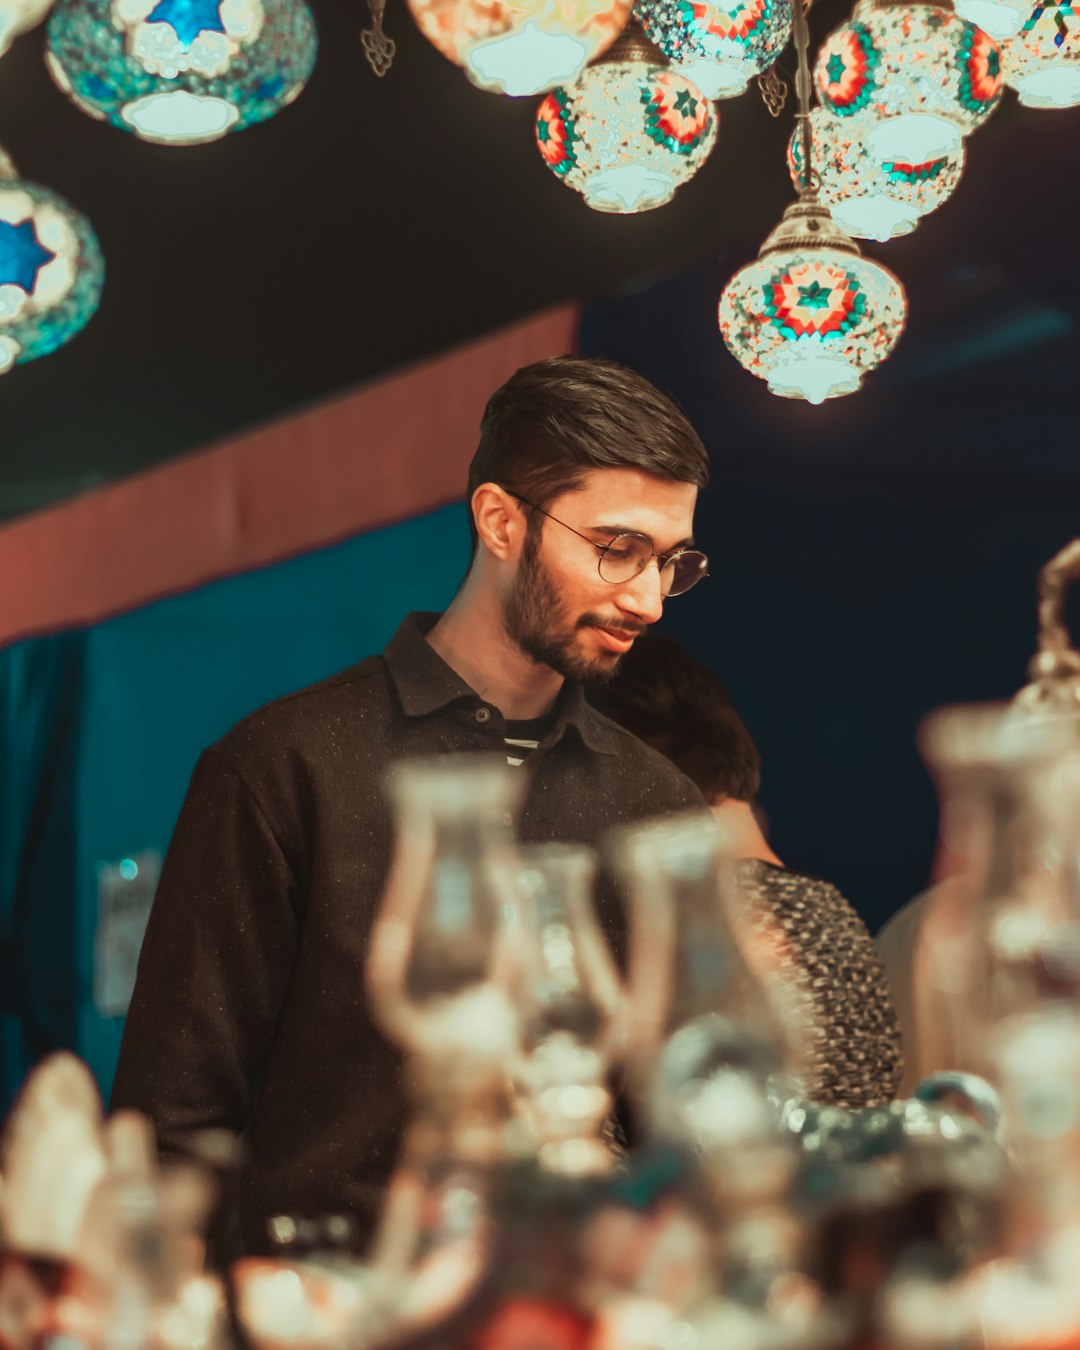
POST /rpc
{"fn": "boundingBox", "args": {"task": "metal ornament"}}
[361,0,396,75]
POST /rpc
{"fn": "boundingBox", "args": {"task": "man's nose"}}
[615,559,665,625]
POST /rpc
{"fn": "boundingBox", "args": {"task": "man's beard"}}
[502,532,643,685]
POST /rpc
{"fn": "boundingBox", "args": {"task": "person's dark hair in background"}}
[588,631,761,801]
[591,633,903,1109]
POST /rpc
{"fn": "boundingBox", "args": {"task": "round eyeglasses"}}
[509,493,709,598]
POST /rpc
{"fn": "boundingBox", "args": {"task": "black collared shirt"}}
[112,613,703,1252]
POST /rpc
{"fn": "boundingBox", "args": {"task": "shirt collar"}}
[383,613,619,757]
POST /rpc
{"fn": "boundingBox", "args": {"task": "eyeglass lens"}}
[597,536,708,597]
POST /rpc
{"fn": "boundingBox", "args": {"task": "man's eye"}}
[603,546,635,562]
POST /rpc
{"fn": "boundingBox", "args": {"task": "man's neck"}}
[427,587,565,721]
[709,798,783,866]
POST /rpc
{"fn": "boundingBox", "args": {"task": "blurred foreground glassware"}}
[365,756,530,1324]
[917,707,1080,1086]
[509,843,623,1177]
[612,811,807,1139]
[0,1055,226,1350]
[367,762,636,1350]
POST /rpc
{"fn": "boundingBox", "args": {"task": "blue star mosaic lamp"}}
[787,105,964,242]
[44,0,317,145]
[535,22,717,213]
[814,1,1002,164]
[0,0,53,57]
[0,151,104,374]
[633,0,792,99]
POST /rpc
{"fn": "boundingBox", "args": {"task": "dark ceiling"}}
[0,0,1076,524]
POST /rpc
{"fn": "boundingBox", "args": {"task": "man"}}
[111,356,711,1254]
[590,633,903,1109]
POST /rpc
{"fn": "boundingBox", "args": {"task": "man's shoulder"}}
[214,653,391,764]
[584,706,706,809]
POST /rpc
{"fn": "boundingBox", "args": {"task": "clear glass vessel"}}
[509,843,623,1177]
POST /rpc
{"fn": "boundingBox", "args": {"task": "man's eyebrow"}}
[588,523,697,550]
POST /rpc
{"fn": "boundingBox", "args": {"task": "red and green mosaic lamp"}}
[718,0,906,402]
[535,20,717,212]
[998,0,1080,106]
[814,0,1002,164]
[631,0,793,99]
[787,105,965,242]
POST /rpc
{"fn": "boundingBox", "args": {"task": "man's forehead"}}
[560,467,698,520]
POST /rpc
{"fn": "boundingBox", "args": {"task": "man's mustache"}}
[577,616,648,637]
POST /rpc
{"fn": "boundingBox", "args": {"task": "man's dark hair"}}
[589,633,762,803]
[466,356,710,552]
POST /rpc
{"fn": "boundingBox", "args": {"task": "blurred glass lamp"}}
[536,19,717,212]
[814,1,1002,164]
[787,105,964,242]
[407,0,633,95]
[633,0,793,99]
[0,0,53,56]
[44,0,317,145]
[0,151,104,375]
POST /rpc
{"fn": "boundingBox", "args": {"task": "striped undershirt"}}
[504,713,557,768]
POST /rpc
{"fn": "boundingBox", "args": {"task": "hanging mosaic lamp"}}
[407,0,632,96]
[535,21,717,211]
[0,0,53,57]
[814,1,1002,164]
[998,0,1080,106]
[0,151,104,375]
[954,0,1030,40]
[787,105,964,241]
[718,193,907,403]
[44,0,317,145]
[632,0,792,98]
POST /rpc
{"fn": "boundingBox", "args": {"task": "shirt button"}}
[474,706,492,725]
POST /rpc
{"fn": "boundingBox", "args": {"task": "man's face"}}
[502,468,699,685]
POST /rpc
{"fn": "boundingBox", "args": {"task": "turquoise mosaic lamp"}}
[44,0,317,145]
[0,150,104,374]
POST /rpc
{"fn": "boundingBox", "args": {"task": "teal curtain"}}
[1,503,469,1109]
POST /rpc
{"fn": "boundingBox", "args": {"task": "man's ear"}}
[471,483,526,561]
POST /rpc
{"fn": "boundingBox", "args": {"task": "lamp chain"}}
[361,0,396,75]
[791,0,817,191]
